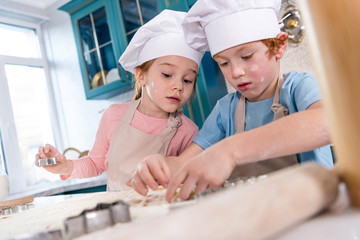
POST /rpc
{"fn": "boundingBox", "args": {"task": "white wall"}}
[43,0,134,153]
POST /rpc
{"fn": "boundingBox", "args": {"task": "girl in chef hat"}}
[130,0,334,200]
[35,9,204,192]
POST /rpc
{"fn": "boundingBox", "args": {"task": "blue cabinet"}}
[60,0,133,99]
[60,0,228,127]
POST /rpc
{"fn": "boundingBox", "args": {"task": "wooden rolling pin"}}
[298,0,360,207]
[80,163,339,240]
[0,195,34,209]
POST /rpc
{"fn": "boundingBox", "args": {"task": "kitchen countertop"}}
[274,183,360,239]
[0,189,171,239]
[275,206,360,239]
[1,182,360,240]
[4,173,107,200]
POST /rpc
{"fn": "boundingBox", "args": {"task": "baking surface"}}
[0,188,174,239]
[71,163,341,240]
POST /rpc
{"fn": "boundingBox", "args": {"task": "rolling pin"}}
[298,0,360,207]
[79,163,339,240]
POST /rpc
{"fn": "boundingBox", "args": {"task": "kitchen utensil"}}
[64,200,131,239]
[298,0,360,207]
[37,158,56,167]
[105,68,120,84]
[280,5,304,44]
[63,147,89,158]
[0,195,34,215]
[91,71,108,88]
[1,204,31,215]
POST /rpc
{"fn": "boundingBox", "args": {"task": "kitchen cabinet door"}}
[60,0,132,99]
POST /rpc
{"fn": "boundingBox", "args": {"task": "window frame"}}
[0,16,62,195]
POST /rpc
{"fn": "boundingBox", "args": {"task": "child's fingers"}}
[35,154,40,166]
[54,153,66,163]
[126,179,132,187]
[126,170,135,187]
[178,174,198,200]
[38,144,58,159]
[147,160,170,188]
[194,181,208,195]
[132,173,148,196]
[138,164,158,190]
[44,143,55,153]
[38,146,46,159]
[166,169,188,202]
[160,158,171,185]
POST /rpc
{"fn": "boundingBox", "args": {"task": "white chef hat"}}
[119,9,204,74]
[182,0,282,56]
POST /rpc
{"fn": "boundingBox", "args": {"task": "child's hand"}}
[35,144,72,176]
[166,143,236,202]
[130,154,171,196]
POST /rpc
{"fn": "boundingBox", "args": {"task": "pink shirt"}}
[62,102,198,179]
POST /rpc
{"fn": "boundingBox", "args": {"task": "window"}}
[0,21,59,194]
[0,23,41,58]
[4,65,57,186]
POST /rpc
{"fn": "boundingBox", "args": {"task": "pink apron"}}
[230,76,298,178]
[107,99,181,191]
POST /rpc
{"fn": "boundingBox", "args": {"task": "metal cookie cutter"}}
[0,203,32,216]
[37,158,56,167]
[64,200,131,239]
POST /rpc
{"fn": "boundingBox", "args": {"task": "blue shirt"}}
[193,71,333,168]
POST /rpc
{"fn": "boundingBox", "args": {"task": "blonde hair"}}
[133,60,155,100]
[132,59,198,104]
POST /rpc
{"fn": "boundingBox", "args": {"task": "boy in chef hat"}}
[36,10,203,192]
[130,0,334,200]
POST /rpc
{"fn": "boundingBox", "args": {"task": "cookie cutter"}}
[0,203,32,216]
[37,158,56,167]
[64,200,131,239]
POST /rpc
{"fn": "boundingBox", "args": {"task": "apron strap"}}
[271,75,289,120]
[121,99,141,124]
[160,111,181,137]
[235,96,246,133]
